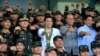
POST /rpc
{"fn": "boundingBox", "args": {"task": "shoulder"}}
[78,25,86,30]
[53,28,60,31]
[38,28,45,32]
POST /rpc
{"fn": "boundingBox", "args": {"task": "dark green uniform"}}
[0,18,14,46]
[15,17,33,55]
[55,49,71,56]
[16,53,29,56]
[16,29,33,55]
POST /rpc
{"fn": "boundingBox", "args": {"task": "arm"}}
[79,31,86,37]
[60,26,68,35]
[38,28,45,39]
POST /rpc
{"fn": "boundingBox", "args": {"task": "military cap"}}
[45,47,56,53]
[32,41,42,48]
[16,39,25,45]
[53,35,63,42]
[36,12,45,16]
[0,39,7,44]
[19,15,28,22]
[95,34,100,40]
[91,41,98,49]
[79,45,89,52]
[27,13,35,18]
[46,11,52,14]
[97,41,100,48]
[1,17,10,22]
[11,10,19,15]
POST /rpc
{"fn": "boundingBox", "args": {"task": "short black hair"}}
[53,35,63,42]
[83,15,93,21]
[65,13,74,19]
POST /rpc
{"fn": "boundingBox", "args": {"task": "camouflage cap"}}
[95,34,100,41]
[91,41,98,49]
[19,15,28,22]
[1,17,11,22]
[32,41,42,48]
[79,45,89,52]
[98,41,100,47]
[0,39,7,44]
[45,46,56,53]
[36,12,45,16]
[16,39,25,45]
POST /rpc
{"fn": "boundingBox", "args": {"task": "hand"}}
[14,26,21,30]
[0,35,4,40]
[14,26,21,33]
[86,31,91,36]
[10,46,17,51]
[45,29,51,33]
[30,25,36,30]
[68,27,75,32]
[42,28,51,35]
[34,25,39,29]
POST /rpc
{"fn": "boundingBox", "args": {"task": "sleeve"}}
[56,29,61,36]
[38,28,44,39]
[60,26,67,35]
[77,27,86,37]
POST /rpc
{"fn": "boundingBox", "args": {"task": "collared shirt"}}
[60,25,78,55]
[77,25,97,56]
[38,28,61,56]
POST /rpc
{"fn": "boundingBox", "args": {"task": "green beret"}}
[32,41,42,48]
[79,45,89,52]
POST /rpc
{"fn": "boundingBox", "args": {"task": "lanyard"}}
[45,28,53,47]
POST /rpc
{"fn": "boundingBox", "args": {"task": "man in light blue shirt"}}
[77,16,97,56]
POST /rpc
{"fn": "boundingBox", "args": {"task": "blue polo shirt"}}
[77,25,97,56]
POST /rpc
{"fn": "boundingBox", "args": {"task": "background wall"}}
[0,0,100,13]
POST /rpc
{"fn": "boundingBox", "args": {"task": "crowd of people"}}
[0,1,100,56]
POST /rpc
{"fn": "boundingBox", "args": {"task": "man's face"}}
[46,50,57,56]
[33,46,42,54]
[11,14,19,21]
[66,14,75,26]
[37,16,45,23]
[29,17,34,23]
[92,48,98,55]
[85,17,94,26]
[0,11,4,17]
[2,20,11,29]
[55,14,62,21]
[16,42,25,52]
[19,21,29,28]
[0,44,7,52]
[79,51,89,56]
[96,48,100,55]
[87,11,95,17]
[54,38,64,48]
[45,18,53,28]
